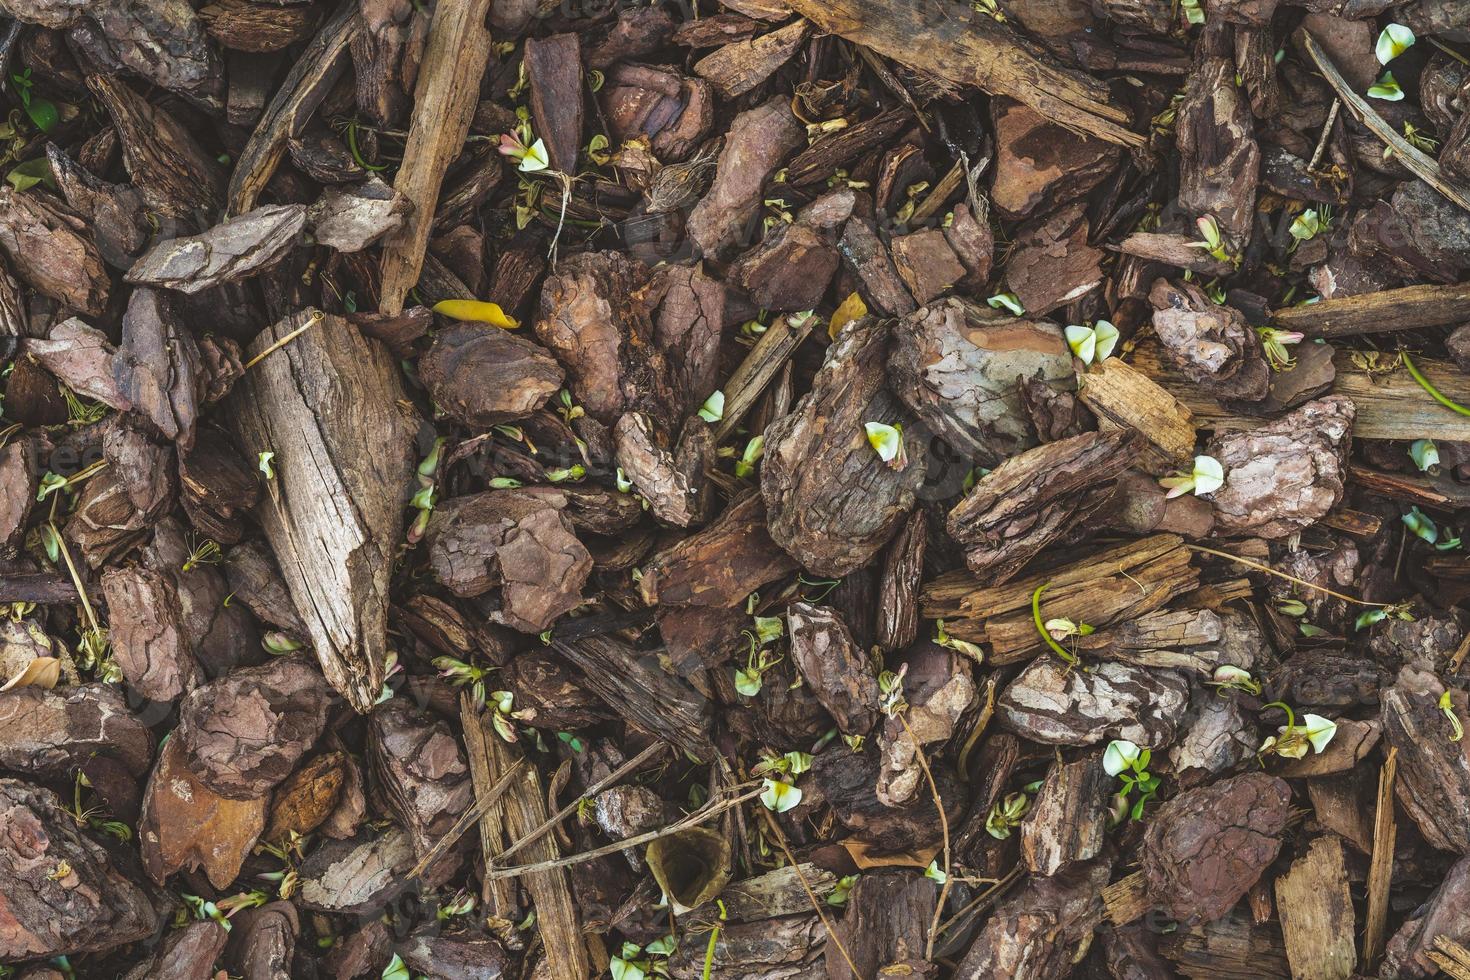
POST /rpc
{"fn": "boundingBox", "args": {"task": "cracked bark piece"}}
[231,309,416,713]
[599,63,714,162]
[826,871,937,980]
[70,0,222,107]
[0,682,153,778]
[503,649,611,731]
[812,741,958,852]
[638,491,798,607]
[876,508,926,654]
[223,902,298,980]
[1177,55,1259,245]
[693,18,810,99]
[122,920,229,980]
[298,829,419,915]
[1140,772,1291,924]
[944,202,994,288]
[954,859,1111,979]
[178,424,259,545]
[263,752,350,844]
[1149,279,1270,401]
[1383,854,1470,979]
[947,428,1142,582]
[0,189,108,314]
[613,412,701,527]
[200,0,321,51]
[138,734,267,889]
[889,298,1073,464]
[141,516,260,679]
[730,197,845,311]
[889,227,967,305]
[762,315,926,577]
[877,643,975,806]
[1205,395,1354,539]
[1020,751,1110,875]
[114,288,201,449]
[175,655,332,800]
[524,33,583,174]
[22,318,130,410]
[100,565,203,703]
[1008,202,1105,316]
[396,936,512,980]
[126,204,307,294]
[45,142,152,270]
[1169,687,1257,781]
[839,213,916,316]
[0,439,35,553]
[306,177,411,253]
[997,658,1190,747]
[103,402,176,525]
[534,250,675,429]
[64,466,149,568]
[589,5,675,67]
[652,262,727,415]
[687,96,804,260]
[0,778,158,961]
[86,72,226,218]
[1381,666,1470,853]
[367,699,472,860]
[787,601,879,736]
[990,96,1121,220]
[420,324,563,428]
[424,489,592,633]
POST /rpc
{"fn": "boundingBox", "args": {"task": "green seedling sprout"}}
[984,790,1032,839]
[1376,24,1416,64]
[1103,739,1161,822]
[1411,439,1440,473]
[1402,351,1470,416]
[1368,71,1405,101]
[1159,455,1224,498]
[1257,702,1338,761]
[1441,690,1465,742]
[1258,328,1304,370]
[1064,320,1119,365]
[1206,664,1261,696]
[1031,582,1079,665]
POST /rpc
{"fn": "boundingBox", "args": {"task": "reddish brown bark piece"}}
[990,96,1121,219]
[1149,278,1270,401]
[889,298,1073,464]
[762,316,926,577]
[613,412,704,528]
[1205,395,1354,539]
[1177,55,1259,245]
[599,64,714,162]
[827,871,938,980]
[638,491,798,607]
[114,288,201,449]
[420,325,564,427]
[367,698,473,859]
[787,601,879,736]
[124,921,230,980]
[22,318,130,411]
[0,190,108,315]
[524,34,584,174]
[729,189,850,311]
[175,655,332,800]
[1381,666,1470,854]
[425,489,593,633]
[0,683,153,778]
[1021,752,1111,875]
[534,250,675,429]
[100,565,203,703]
[1007,202,1104,316]
[139,734,268,889]
[954,860,1111,978]
[687,96,804,260]
[1141,773,1292,924]
[0,779,158,961]
[200,0,321,51]
[947,428,1143,582]
[693,18,811,99]
[263,752,351,844]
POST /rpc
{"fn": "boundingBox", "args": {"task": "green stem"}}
[702,924,720,980]
[1402,351,1470,417]
[1031,583,1078,665]
[1261,700,1296,731]
[346,120,390,172]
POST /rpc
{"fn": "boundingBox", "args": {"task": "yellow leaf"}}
[431,300,520,329]
[828,291,867,339]
[0,657,61,692]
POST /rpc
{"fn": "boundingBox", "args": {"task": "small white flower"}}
[1192,455,1224,495]
[518,138,550,172]
[1103,739,1142,777]
[1064,321,1119,365]
[1410,439,1439,472]
[1300,714,1338,753]
[864,421,904,465]
[760,778,802,813]
[1376,24,1415,65]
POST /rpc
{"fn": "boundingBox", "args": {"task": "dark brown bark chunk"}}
[114,288,201,448]
[638,491,798,607]
[990,96,1121,219]
[787,601,879,736]
[0,190,108,315]
[368,698,472,859]
[525,34,584,174]
[954,860,1111,979]
[175,655,332,799]
[687,96,804,260]
[425,489,592,632]
[0,683,153,778]
[100,564,203,703]
[1381,666,1470,853]
[1141,773,1291,924]
[1177,55,1259,244]
[827,871,937,980]
[0,779,159,960]
[420,324,563,427]
[947,428,1142,581]
[762,316,926,577]
[1149,278,1270,401]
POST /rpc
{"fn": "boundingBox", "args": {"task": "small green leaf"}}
[6,157,53,193]
[24,97,58,134]
[257,451,275,480]
[986,292,1024,316]
[1410,439,1439,472]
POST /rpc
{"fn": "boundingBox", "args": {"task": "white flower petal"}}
[1064,324,1096,364]
[1302,714,1338,753]
[1093,320,1120,361]
[1192,455,1224,495]
[1103,739,1140,777]
[761,778,802,813]
[1376,24,1415,65]
[865,421,902,462]
[519,138,550,172]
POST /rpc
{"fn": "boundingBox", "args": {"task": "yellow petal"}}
[828,291,868,339]
[431,300,520,329]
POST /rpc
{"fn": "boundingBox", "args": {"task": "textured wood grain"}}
[1275,836,1356,980]
[1129,344,1470,442]
[785,0,1141,147]
[1272,283,1470,337]
[1077,355,1196,464]
[229,310,416,713]
[378,0,496,313]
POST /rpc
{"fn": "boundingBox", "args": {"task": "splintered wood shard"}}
[378,0,496,314]
[785,0,1142,147]
[229,310,416,713]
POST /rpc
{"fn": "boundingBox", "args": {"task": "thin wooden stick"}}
[1186,544,1389,606]
[409,756,527,879]
[1307,98,1339,174]
[488,740,667,869]
[895,710,950,962]
[484,785,763,882]
[243,312,321,370]
[1362,747,1398,969]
